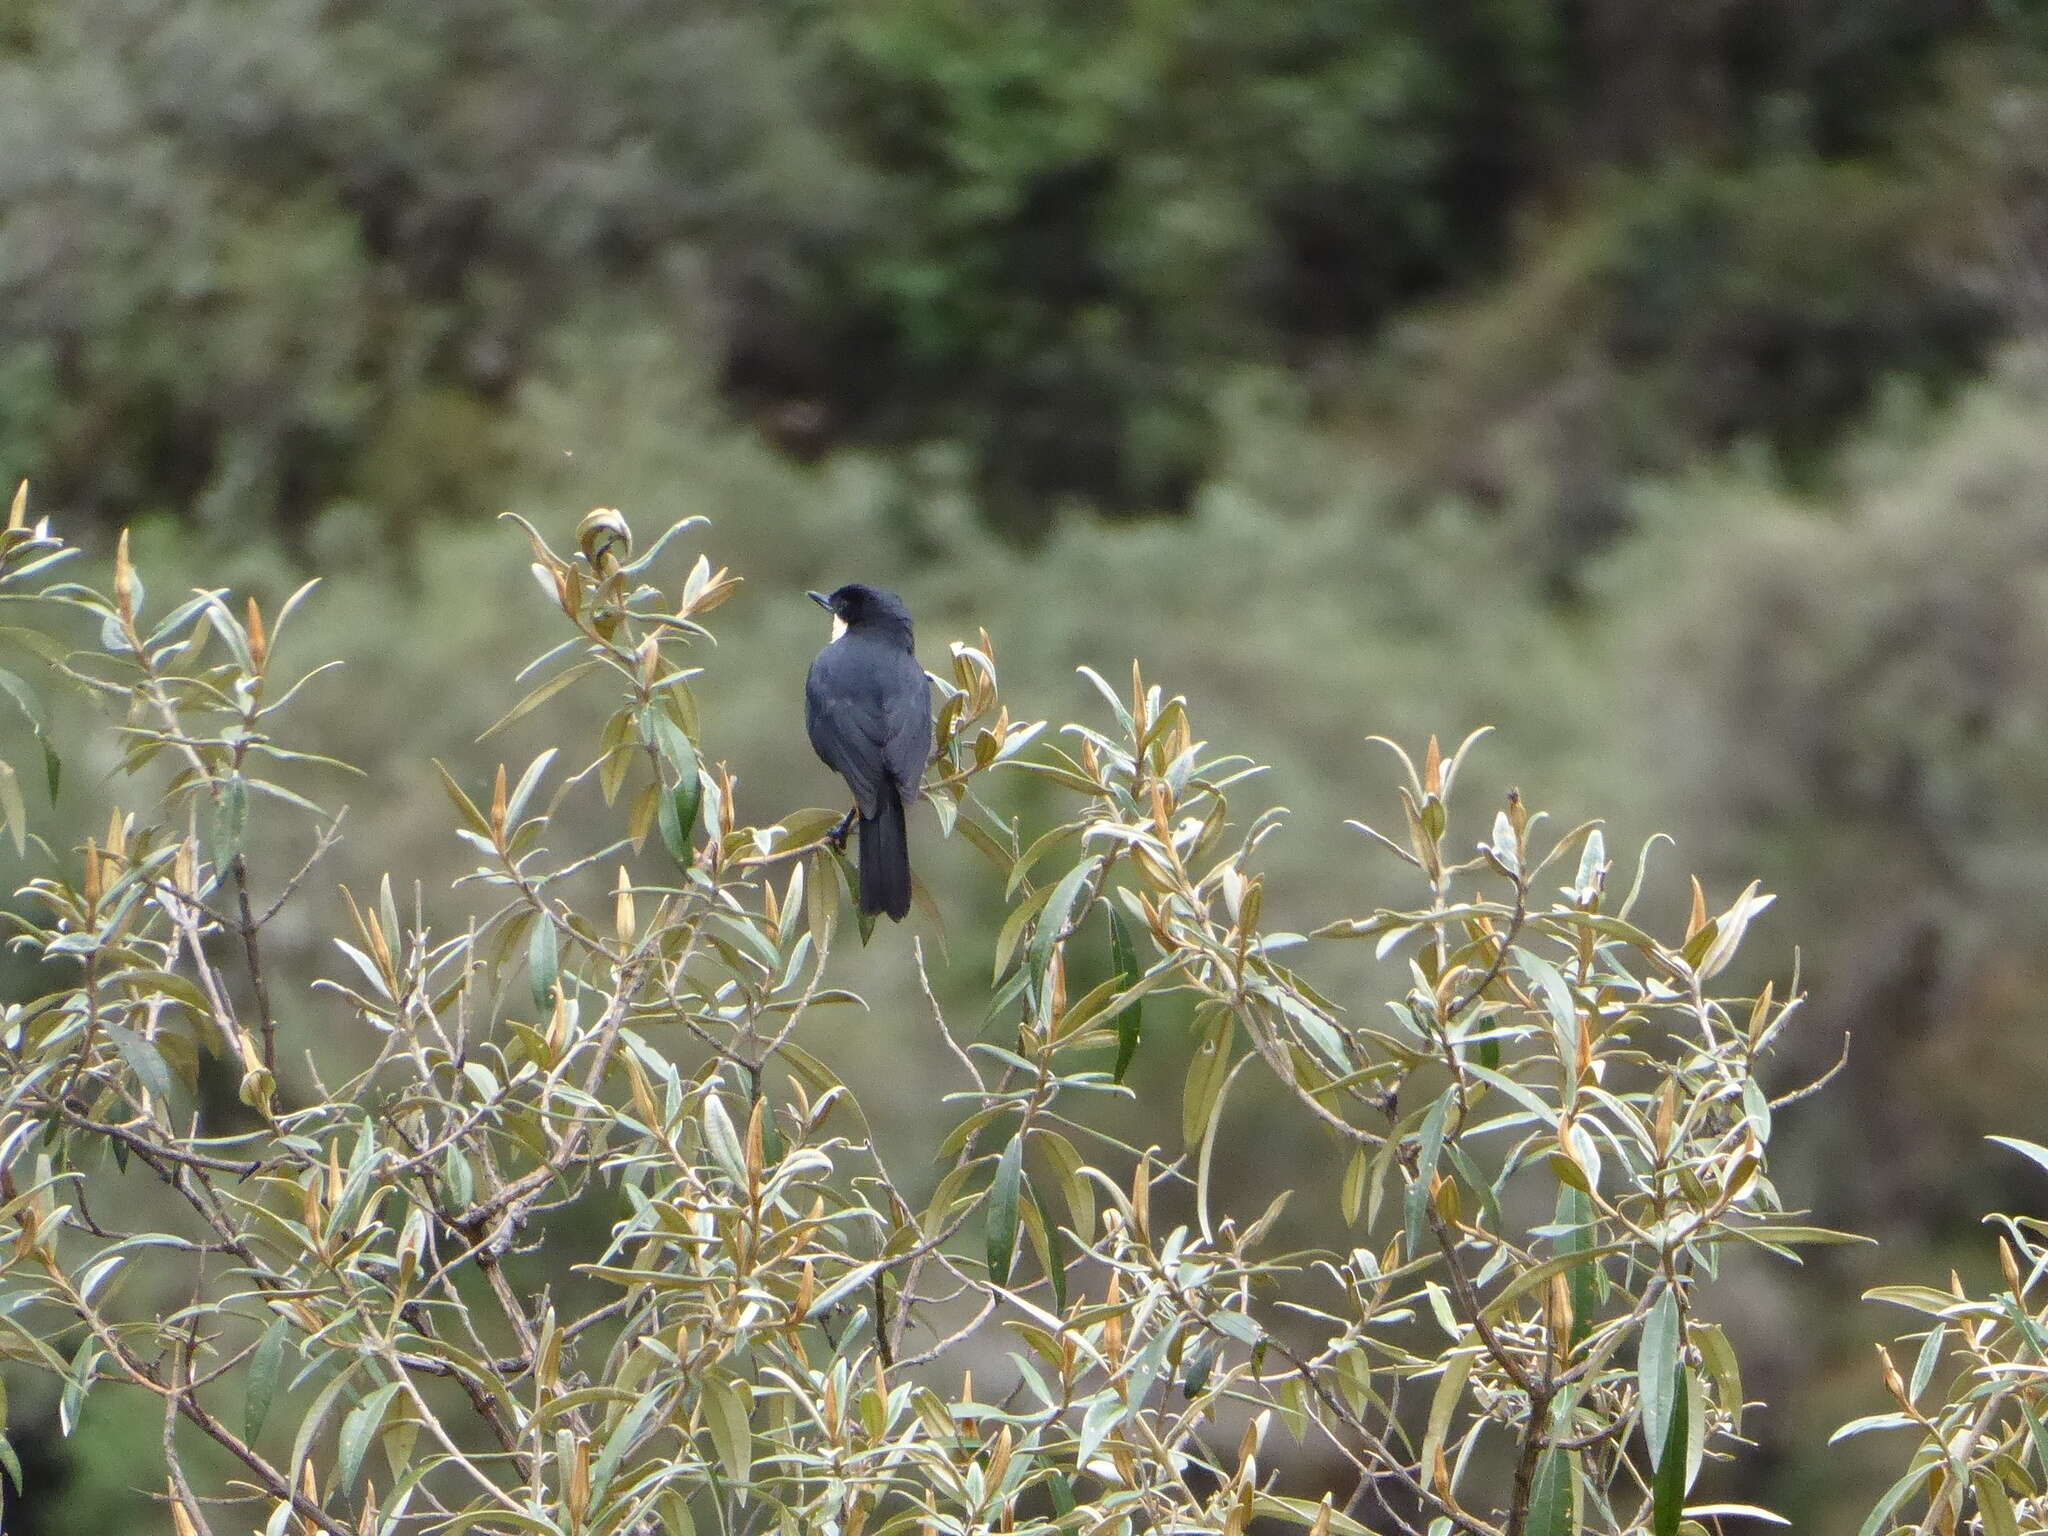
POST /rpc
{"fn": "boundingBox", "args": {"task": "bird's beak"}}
[806,591,833,613]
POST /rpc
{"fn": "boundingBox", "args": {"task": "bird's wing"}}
[806,647,889,817]
[881,652,935,802]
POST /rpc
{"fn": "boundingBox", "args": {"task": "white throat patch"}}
[831,615,847,641]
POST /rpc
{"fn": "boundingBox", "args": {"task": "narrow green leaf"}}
[376,875,401,969]
[0,760,24,857]
[1573,828,1606,897]
[505,747,557,827]
[1421,1353,1475,1487]
[430,760,490,838]
[1048,1471,1076,1515]
[1074,665,1134,733]
[337,1381,402,1494]
[806,847,840,954]
[1483,1242,1629,1320]
[477,660,598,740]
[647,707,701,862]
[1828,1413,1916,1444]
[1249,1495,1379,1536]
[1107,902,1144,1082]
[1341,1147,1368,1226]
[1682,1362,1706,1493]
[699,1375,752,1483]
[657,1490,697,1536]
[1211,1310,1262,1345]
[702,1096,746,1183]
[1695,1322,1743,1439]
[1036,1128,1095,1240]
[1908,1321,1946,1403]
[992,881,1057,983]
[643,705,694,775]
[659,770,701,865]
[1037,1189,1070,1313]
[590,1389,663,1505]
[1856,1465,1930,1536]
[0,625,71,664]
[1416,1086,1453,1181]
[829,845,878,948]
[2023,1398,2048,1482]
[1975,1468,2020,1536]
[1651,1360,1688,1536]
[1640,1290,1681,1470]
[987,1133,1024,1284]
[59,1338,100,1435]
[1005,822,1077,897]
[287,1363,359,1489]
[438,1509,562,1536]
[1031,859,1098,987]
[1490,808,1519,873]
[210,774,249,871]
[1406,1088,1454,1262]
[529,915,560,1013]
[0,665,41,727]
[1555,1183,1603,1331]
[102,1023,177,1108]
[1526,1446,1578,1536]
[1718,1223,1873,1251]
[1518,951,1578,1068]
[1182,1008,1233,1150]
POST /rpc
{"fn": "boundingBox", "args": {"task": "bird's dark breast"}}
[806,639,931,794]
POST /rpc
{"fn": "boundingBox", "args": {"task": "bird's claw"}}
[827,808,856,852]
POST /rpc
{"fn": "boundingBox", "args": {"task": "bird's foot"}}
[827,808,856,852]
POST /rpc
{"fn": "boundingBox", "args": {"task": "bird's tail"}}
[858,785,912,922]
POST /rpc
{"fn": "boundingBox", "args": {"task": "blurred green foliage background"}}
[5,1,2048,1530]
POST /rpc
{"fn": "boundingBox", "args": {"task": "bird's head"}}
[808,584,914,647]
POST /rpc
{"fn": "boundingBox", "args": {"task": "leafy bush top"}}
[0,490,2031,1536]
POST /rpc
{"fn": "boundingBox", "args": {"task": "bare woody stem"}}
[232,854,279,1073]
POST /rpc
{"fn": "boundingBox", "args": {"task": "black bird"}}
[805,584,933,921]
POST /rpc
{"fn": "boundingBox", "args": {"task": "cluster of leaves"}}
[1841,1135,2048,1535]
[0,500,1882,1536]
[0,481,66,850]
